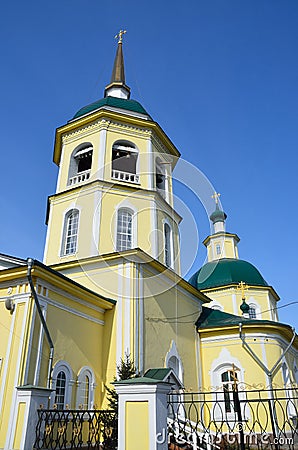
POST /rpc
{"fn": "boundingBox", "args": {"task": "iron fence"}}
[33,408,117,450]
[168,386,298,450]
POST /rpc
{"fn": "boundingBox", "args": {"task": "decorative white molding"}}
[51,360,74,408]
[43,296,104,326]
[165,340,184,383]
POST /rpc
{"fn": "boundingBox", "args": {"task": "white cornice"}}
[36,279,105,315]
[41,296,104,326]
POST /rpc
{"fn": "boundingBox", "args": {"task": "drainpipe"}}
[239,322,296,384]
[239,322,296,442]
[27,258,54,389]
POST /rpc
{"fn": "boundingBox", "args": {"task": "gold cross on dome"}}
[115,30,127,43]
[212,192,221,205]
[237,281,249,300]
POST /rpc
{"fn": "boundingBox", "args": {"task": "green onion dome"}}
[240,299,250,314]
[189,258,268,290]
[72,97,149,120]
[210,208,227,224]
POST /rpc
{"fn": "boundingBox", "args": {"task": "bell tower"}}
[43,34,182,274]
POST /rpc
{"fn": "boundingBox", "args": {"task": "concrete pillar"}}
[115,379,171,450]
[6,385,51,450]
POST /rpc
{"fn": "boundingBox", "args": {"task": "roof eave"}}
[53,109,180,166]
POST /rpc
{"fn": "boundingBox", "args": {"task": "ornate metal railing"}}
[168,385,298,450]
[33,408,117,450]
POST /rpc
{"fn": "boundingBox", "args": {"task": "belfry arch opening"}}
[68,143,93,186]
[111,140,139,183]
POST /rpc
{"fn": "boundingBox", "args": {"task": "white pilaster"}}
[115,380,171,450]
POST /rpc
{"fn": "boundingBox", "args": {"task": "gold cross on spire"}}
[212,192,221,205]
[237,281,249,300]
[115,30,127,43]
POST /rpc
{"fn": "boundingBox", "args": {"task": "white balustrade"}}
[111,169,139,184]
[69,170,91,186]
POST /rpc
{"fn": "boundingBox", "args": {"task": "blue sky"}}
[1,1,297,329]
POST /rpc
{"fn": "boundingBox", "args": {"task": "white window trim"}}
[76,366,96,409]
[68,142,93,185]
[112,140,140,182]
[165,340,184,383]
[60,208,80,257]
[210,349,247,421]
[51,360,74,408]
[155,157,170,203]
[162,219,174,269]
[114,203,137,251]
[247,297,261,319]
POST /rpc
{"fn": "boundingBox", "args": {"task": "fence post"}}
[6,385,51,450]
[114,378,172,450]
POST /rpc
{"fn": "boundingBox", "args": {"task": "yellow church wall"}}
[199,328,298,391]
[156,208,180,272]
[199,332,269,389]
[0,301,28,449]
[45,301,105,407]
[202,285,277,321]
[56,131,101,192]
[24,307,42,386]
[55,258,121,301]
[104,127,151,188]
[45,180,181,267]
[101,308,117,406]
[224,240,234,258]
[98,188,155,256]
[142,268,201,390]
[13,402,26,450]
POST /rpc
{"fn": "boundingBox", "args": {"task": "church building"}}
[0,34,297,450]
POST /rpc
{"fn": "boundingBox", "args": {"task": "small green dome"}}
[189,258,268,290]
[240,299,250,314]
[72,96,149,120]
[210,203,227,224]
[210,208,227,223]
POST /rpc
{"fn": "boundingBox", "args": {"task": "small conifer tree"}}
[105,353,137,415]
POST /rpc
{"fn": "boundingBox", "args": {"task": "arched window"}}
[116,209,133,251]
[221,369,238,413]
[55,371,66,410]
[112,141,139,184]
[62,209,79,255]
[68,143,93,186]
[164,223,173,268]
[216,244,221,255]
[155,158,167,201]
[51,361,73,409]
[76,367,95,409]
[248,306,256,319]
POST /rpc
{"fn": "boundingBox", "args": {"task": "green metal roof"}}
[189,258,268,290]
[113,376,168,385]
[195,306,289,331]
[72,96,149,120]
[196,306,260,329]
[144,368,172,381]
